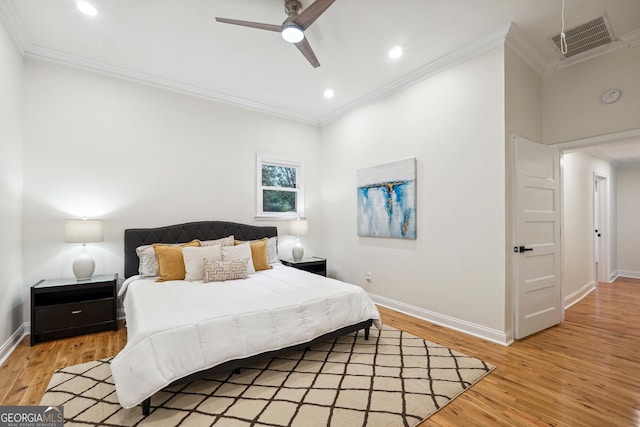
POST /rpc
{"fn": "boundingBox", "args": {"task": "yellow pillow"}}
[154,240,200,282]
[248,238,272,271]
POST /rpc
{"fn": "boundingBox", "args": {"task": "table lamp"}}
[289,218,308,261]
[64,218,104,280]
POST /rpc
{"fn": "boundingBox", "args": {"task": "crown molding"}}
[0,0,30,51]
[1,1,320,125]
[1,0,319,126]
[504,23,546,75]
[25,45,321,126]
[0,4,521,129]
[23,23,515,128]
[319,23,512,125]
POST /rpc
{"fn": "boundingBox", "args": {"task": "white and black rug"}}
[41,325,494,426]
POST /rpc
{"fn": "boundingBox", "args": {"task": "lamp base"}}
[292,243,304,262]
[72,253,95,281]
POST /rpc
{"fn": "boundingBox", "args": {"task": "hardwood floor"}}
[1,278,638,426]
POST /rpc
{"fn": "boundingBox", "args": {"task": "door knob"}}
[514,246,534,253]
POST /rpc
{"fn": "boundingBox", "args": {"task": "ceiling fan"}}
[215,0,335,68]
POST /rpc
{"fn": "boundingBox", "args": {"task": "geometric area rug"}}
[41,325,494,427]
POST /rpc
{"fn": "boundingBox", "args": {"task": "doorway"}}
[593,174,609,283]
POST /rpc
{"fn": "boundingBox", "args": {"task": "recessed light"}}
[77,1,98,16]
[389,46,403,59]
[323,89,335,99]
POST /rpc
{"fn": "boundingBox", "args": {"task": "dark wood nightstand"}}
[31,274,118,345]
[281,257,327,277]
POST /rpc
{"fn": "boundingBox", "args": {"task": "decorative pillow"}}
[235,237,278,265]
[203,258,248,282]
[201,235,235,247]
[136,245,160,277]
[137,239,201,277]
[247,238,271,271]
[153,240,200,282]
[266,236,278,264]
[222,244,255,274]
[182,245,223,281]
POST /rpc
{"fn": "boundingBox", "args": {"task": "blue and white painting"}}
[357,158,416,239]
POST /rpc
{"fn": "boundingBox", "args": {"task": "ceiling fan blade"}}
[293,0,335,30]
[295,38,320,68]
[215,17,281,32]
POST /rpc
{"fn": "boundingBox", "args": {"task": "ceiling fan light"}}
[282,24,304,43]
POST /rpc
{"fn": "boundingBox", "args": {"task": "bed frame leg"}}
[142,397,151,416]
[364,327,370,340]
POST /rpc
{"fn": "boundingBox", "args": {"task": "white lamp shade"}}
[289,219,308,236]
[64,219,104,243]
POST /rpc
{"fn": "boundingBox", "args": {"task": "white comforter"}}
[111,264,381,408]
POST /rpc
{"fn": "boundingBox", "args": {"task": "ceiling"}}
[586,138,640,167]
[2,0,640,167]
[2,0,639,124]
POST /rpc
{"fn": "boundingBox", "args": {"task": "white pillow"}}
[182,245,223,281]
[222,244,255,274]
[266,237,278,264]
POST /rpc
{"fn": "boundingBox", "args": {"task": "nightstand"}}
[281,257,327,277]
[31,274,118,345]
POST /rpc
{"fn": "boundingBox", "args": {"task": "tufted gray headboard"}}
[124,221,278,278]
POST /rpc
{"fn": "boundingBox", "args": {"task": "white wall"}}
[562,151,617,305]
[543,46,640,144]
[617,165,640,278]
[321,47,508,341]
[0,17,24,356]
[22,60,323,317]
[505,47,543,144]
[504,45,543,331]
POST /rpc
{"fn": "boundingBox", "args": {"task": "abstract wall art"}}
[357,158,416,239]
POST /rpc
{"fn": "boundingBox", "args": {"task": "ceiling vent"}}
[550,16,615,58]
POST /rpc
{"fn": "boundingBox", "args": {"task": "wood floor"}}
[1,277,638,426]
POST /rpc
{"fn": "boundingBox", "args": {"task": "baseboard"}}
[369,293,512,346]
[609,271,620,283]
[564,281,597,309]
[616,270,640,280]
[0,322,28,367]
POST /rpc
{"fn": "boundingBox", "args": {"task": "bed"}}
[111,221,381,415]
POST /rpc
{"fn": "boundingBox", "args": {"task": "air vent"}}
[551,16,615,58]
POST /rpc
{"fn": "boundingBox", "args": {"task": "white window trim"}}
[256,153,304,219]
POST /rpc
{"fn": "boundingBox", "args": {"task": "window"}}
[257,154,304,218]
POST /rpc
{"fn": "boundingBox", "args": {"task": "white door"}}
[594,178,601,279]
[513,135,562,339]
[593,175,608,283]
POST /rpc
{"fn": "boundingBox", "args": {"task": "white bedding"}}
[111,264,381,408]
